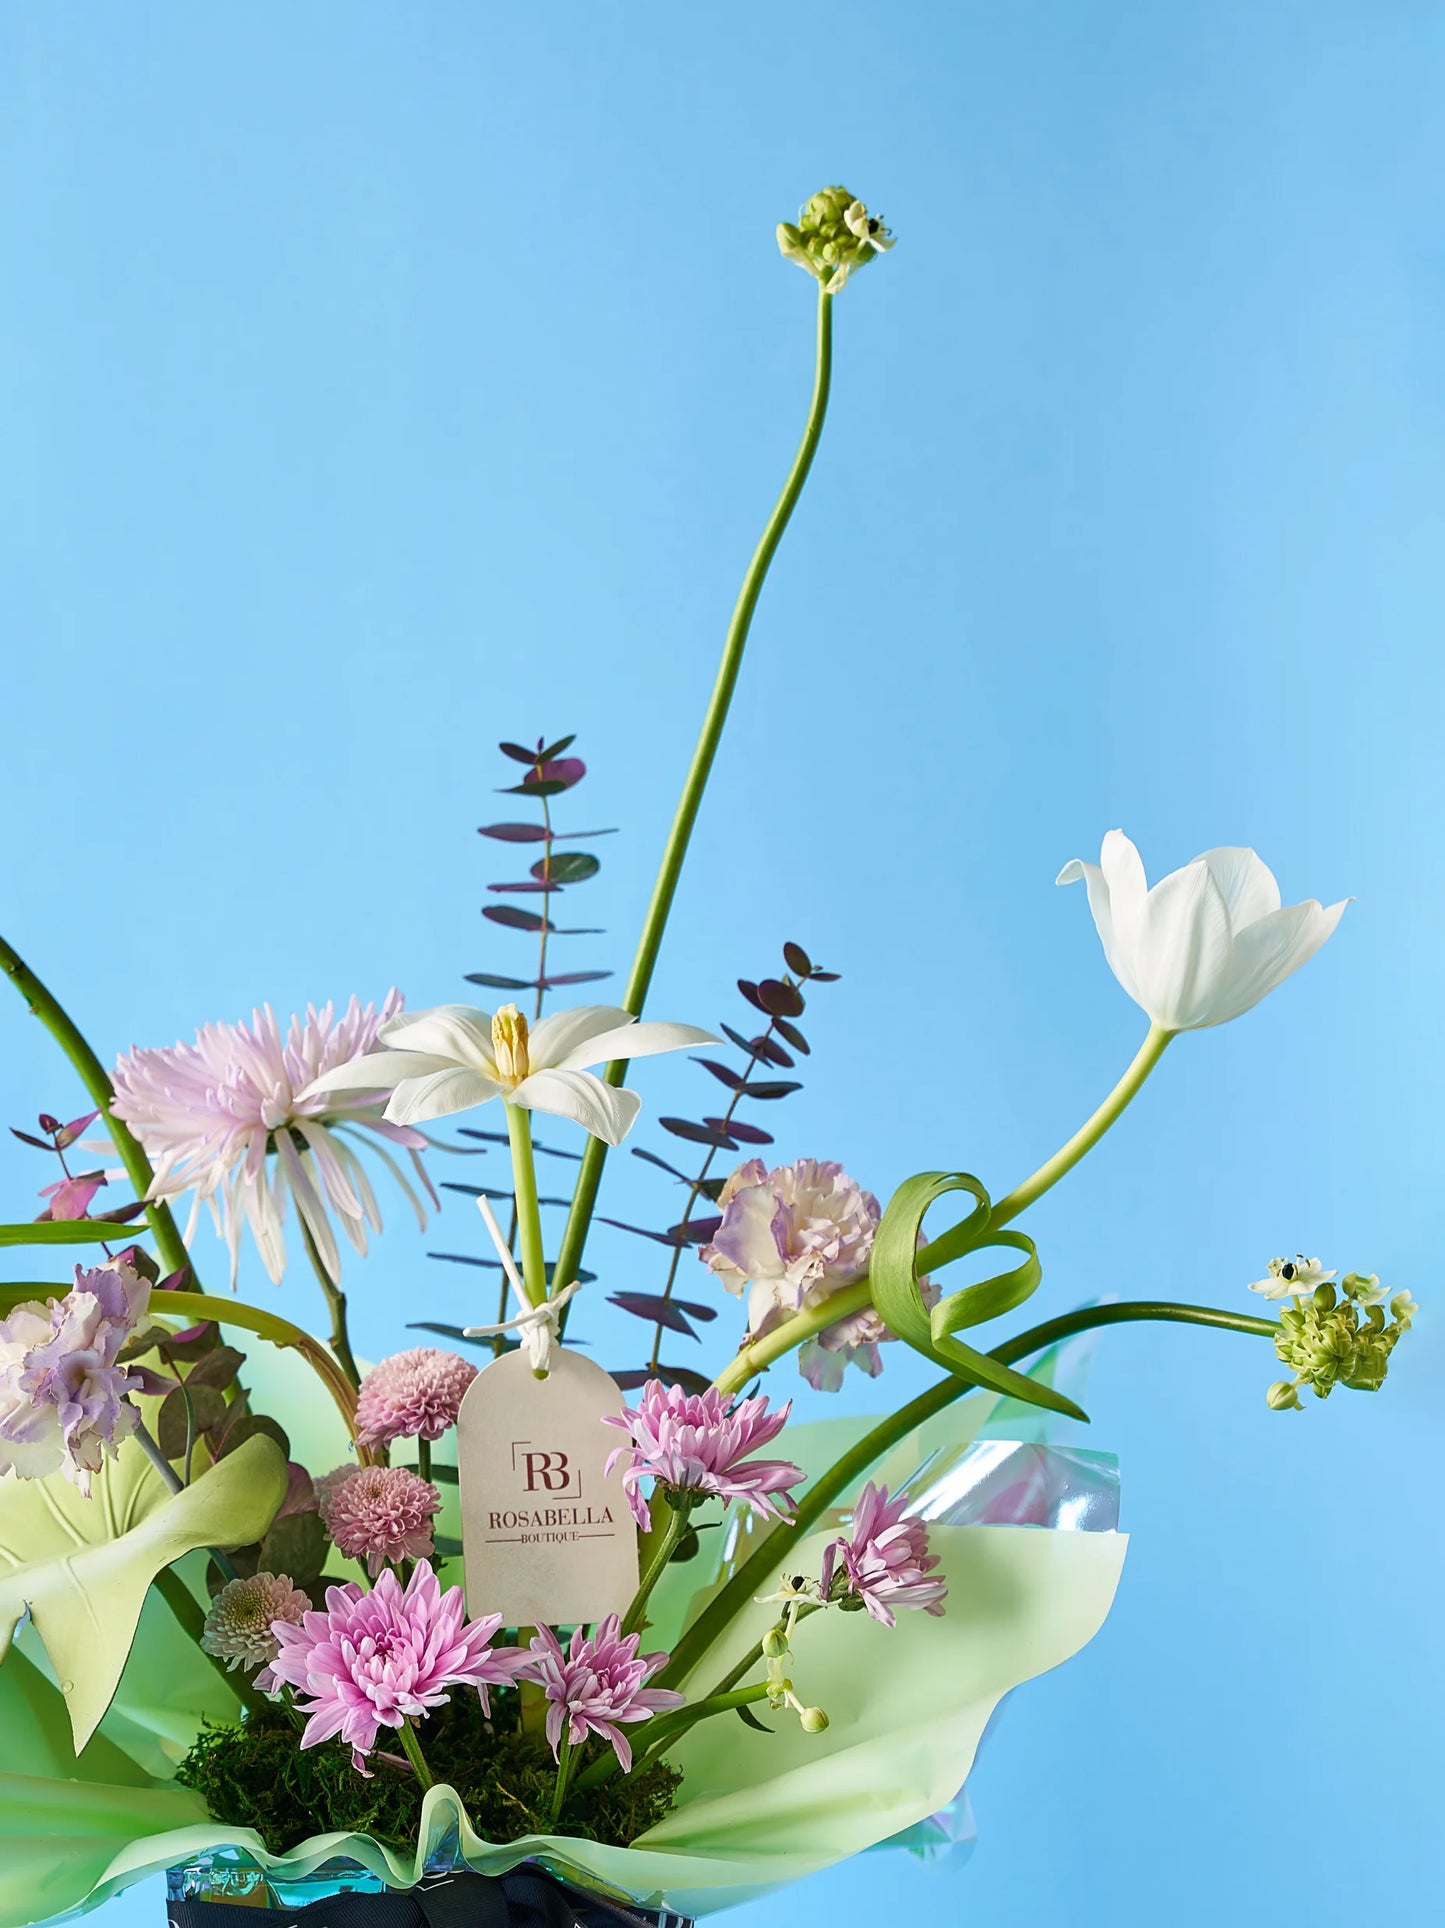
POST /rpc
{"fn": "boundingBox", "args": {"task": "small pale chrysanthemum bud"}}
[1312,1282,1338,1313]
[776,185,896,294]
[201,1572,310,1673]
[798,1704,830,1734]
[1267,1380,1303,1412]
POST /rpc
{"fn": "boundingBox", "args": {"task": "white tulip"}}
[302,1001,716,1148]
[1057,830,1348,1032]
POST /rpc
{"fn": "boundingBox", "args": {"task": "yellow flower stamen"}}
[491,1004,531,1088]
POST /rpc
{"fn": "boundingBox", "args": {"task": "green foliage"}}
[177,1694,681,1855]
[871,1170,1086,1421]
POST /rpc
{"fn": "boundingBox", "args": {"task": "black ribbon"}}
[165,1867,691,1928]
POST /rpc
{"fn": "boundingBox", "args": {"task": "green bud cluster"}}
[777,186,895,293]
[1268,1271,1415,1411]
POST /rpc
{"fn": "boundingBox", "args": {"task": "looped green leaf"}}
[871,1171,1087,1422]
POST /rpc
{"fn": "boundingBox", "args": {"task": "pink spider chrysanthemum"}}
[601,1379,804,1530]
[110,992,438,1286]
[316,1463,441,1576]
[519,1615,684,1773]
[821,1480,948,1628]
[259,1560,523,1775]
[354,1347,478,1447]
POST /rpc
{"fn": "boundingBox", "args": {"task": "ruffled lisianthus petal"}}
[0,1257,150,1494]
[518,1614,684,1773]
[601,1379,803,1529]
[110,992,437,1286]
[701,1158,880,1323]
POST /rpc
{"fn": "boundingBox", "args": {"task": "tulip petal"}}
[553,1020,719,1072]
[382,1068,502,1127]
[300,1050,460,1100]
[1135,858,1232,1029]
[527,1005,635,1068]
[374,1005,498,1071]
[1199,847,1281,930]
[509,1067,642,1146]
[1057,853,1145,1010]
[1201,897,1350,1027]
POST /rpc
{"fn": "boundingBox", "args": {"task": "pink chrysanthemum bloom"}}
[821,1481,948,1628]
[201,1571,310,1673]
[700,1158,880,1336]
[259,1560,521,1774]
[354,1347,478,1447]
[110,992,438,1287]
[0,1258,150,1495]
[316,1463,441,1576]
[519,1614,684,1772]
[601,1379,803,1530]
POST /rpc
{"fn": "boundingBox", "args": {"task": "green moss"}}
[175,1693,680,1857]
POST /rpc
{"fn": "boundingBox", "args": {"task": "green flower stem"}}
[505,1104,547,1309]
[298,1219,361,1389]
[416,1437,432,1484]
[397,1715,436,1791]
[668,1297,1278,1689]
[711,1280,873,1397]
[703,1599,825,1703]
[548,1734,575,1826]
[572,1683,772,1795]
[0,932,196,1283]
[151,1564,264,1718]
[150,1287,364,1452]
[620,1500,690,1637]
[131,1416,185,1496]
[552,285,837,1306]
[920,1025,1173,1272]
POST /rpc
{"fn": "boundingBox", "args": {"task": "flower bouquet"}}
[0,190,1414,1928]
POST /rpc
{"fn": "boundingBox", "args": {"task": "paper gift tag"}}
[455,1345,640,1627]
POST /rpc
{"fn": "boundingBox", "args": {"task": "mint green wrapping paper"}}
[0,1335,1125,1923]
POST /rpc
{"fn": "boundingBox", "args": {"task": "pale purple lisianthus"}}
[821,1481,948,1628]
[316,1463,441,1575]
[110,993,438,1288]
[259,1560,522,1774]
[601,1379,804,1529]
[700,1158,880,1336]
[354,1346,477,1447]
[798,1271,941,1394]
[520,1614,684,1773]
[0,1257,151,1495]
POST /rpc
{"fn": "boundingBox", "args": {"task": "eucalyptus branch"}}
[553,285,836,1304]
[0,933,195,1281]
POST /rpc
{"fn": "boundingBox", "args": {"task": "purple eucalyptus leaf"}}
[774,1017,810,1055]
[630,1146,693,1181]
[537,734,577,762]
[672,1298,721,1322]
[478,822,551,842]
[737,1080,803,1101]
[597,1216,693,1248]
[483,905,547,932]
[811,970,841,982]
[659,1117,738,1151]
[716,1117,774,1146]
[55,1111,102,1149]
[464,972,536,991]
[498,778,569,798]
[499,740,542,764]
[782,942,813,977]
[667,1217,723,1246]
[9,1127,53,1150]
[757,978,805,1019]
[691,1057,744,1090]
[608,1293,699,1337]
[537,756,585,787]
[535,850,600,885]
[128,1365,181,1398]
[539,970,614,988]
[736,980,767,1014]
[488,880,559,894]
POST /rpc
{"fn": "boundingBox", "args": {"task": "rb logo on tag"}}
[518,1447,572,1493]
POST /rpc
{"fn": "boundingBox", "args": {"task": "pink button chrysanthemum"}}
[316,1463,441,1576]
[354,1347,478,1447]
[601,1378,804,1530]
[519,1614,684,1772]
[110,992,438,1287]
[820,1480,948,1628]
[259,1560,523,1774]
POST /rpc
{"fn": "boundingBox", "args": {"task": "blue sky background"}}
[2,4,1442,1924]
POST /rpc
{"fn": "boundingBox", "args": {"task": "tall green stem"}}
[552,286,836,1303]
[299,1219,360,1388]
[668,1297,1278,1688]
[152,1565,264,1717]
[505,1104,547,1307]
[621,1502,689,1636]
[920,1025,1172,1272]
[397,1715,435,1790]
[0,933,195,1282]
